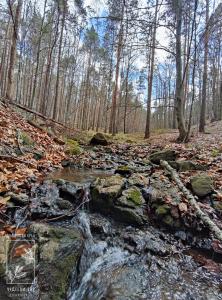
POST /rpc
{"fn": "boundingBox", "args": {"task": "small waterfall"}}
[68,212,129,300]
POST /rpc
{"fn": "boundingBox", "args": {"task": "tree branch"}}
[160,160,222,242]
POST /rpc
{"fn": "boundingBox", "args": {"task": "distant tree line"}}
[0,0,221,140]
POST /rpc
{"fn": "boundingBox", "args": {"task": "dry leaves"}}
[0,105,66,193]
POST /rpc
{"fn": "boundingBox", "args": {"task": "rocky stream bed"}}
[0,145,222,300]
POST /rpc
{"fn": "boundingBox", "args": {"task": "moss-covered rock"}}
[91,176,148,225]
[190,175,214,197]
[90,132,108,146]
[91,175,125,213]
[178,161,197,172]
[113,206,146,226]
[29,223,82,300]
[168,161,180,170]
[128,173,149,187]
[116,187,145,208]
[20,131,34,146]
[155,204,170,216]
[149,150,177,164]
[115,165,132,176]
[163,215,174,226]
[66,139,82,155]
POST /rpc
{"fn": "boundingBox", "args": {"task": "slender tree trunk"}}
[199,0,209,132]
[53,0,66,120]
[185,1,198,142]
[5,0,22,102]
[30,0,47,109]
[144,0,158,139]
[109,1,125,135]
[175,0,187,142]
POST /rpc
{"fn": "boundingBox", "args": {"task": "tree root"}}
[160,159,222,242]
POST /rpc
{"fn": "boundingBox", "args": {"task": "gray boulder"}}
[91,176,147,225]
[190,175,214,197]
[90,132,108,146]
[29,223,82,300]
[149,150,177,164]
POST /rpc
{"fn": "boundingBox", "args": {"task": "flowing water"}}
[68,212,129,300]
[43,168,222,299]
[67,212,222,300]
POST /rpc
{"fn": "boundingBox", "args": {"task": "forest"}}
[0,0,222,300]
[0,0,221,139]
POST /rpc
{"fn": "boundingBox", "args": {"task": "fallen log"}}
[27,120,65,145]
[160,159,222,242]
[0,97,79,134]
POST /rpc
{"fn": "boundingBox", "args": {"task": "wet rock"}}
[56,198,73,210]
[91,176,147,225]
[90,133,108,146]
[29,223,82,300]
[30,182,78,219]
[174,230,187,241]
[7,192,29,206]
[91,175,126,213]
[128,173,149,187]
[168,161,180,170]
[190,175,214,197]
[58,181,84,203]
[155,204,171,216]
[0,236,10,277]
[115,165,132,176]
[122,230,171,256]
[168,160,198,172]
[149,149,177,164]
[116,187,145,209]
[113,206,146,226]
[178,160,197,171]
[89,213,112,234]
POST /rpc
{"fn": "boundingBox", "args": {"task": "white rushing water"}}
[68,212,129,300]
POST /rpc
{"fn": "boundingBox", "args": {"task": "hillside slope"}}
[0,103,65,193]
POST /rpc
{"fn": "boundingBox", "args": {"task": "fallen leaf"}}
[0,196,11,206]
[15,228,27,235]
[178,202,188,213]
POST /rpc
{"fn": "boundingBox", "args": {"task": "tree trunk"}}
[5,0,22,102]
[199,0,209,132]
[53,0,67,120]
[175,0,187,142]
[144,0,158,139]
[109,2,124,136]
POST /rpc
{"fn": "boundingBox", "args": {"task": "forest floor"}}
[1,103,222,207]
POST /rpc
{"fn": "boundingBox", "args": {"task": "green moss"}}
[163,215,174,226]
[51,253,79,300]
[0,263,5,277]
[215,201,222,212]
[20,132,34,146]
[127,189,143,205]
[211,149,220,157]
[118,165,130,171]
[66,139,82,155]
[155,204,170,216]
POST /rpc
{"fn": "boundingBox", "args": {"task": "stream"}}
[54,168,222,300]
[2,166,222,300]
